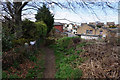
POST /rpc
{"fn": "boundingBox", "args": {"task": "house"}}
[107,22,115,26]
[81,23,87,26]
[63,23,78,34]
[89,22,96,26]
[77,24,97,35]
[54,22,63,32]
[97,22,104,27]
[76,24,109,39]
[96,27,109,38]
[67,23,73,31]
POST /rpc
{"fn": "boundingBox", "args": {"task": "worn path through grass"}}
[42,46,56,78]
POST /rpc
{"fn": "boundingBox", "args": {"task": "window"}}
[86,30,93,34]
[89,30,93,34]
[100,30,103,34]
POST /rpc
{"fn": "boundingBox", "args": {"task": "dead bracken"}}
[78,39,120,78]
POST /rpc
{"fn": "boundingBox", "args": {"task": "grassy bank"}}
[51,37,89,78]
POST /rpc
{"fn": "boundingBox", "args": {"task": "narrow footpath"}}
[43,47,56,78]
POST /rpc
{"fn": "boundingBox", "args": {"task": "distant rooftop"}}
[54,22,63,26]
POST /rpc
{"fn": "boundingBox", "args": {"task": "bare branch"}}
[22,8,38,11]
[18,1,29,12]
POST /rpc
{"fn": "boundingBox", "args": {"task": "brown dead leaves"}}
[78,41,120,78]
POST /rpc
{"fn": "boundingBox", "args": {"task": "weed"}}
[29,55,37,62]
[55,64,73,78]
[76,42,86,48]
[12,61,19,68]
[52,37,86,78]
[77,49,84,54]
[9,74,20,78]
[2,71,7,78]
[71,68,82,78]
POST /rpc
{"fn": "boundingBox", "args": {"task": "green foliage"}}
[77,49,83,54]
[55,64,73,78]
[52,37,85,78]
[57,37,73,48]
[22,19,36,39]
[71,69,82,78]
[2,71,7,78]
[12,38,28,46]
[22,19,47,40]
[9,74,20,78]
[55,63,82,78]
[76,42,86,48]
[2,26,15,52]
[12,61,19,68]
[26,69,36,78]
[34,21,47,39]
[29,55,37,62]
[26,55,45,78]
[35,4,54,34]
[97,25,102,28]
[2,71,20,78]
[61,55,79,64]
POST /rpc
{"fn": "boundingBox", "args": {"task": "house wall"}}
[77,25,96,35]
[81,35,99,40]
[67,24,73,31]
[68,33,76,37]
[96,28,108,37]
[77,25,109,38]
[54,25,63,32]
[72,29,77,34]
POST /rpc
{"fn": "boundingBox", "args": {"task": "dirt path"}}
[43,47,56,78]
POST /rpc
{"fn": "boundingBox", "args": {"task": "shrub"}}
[34,21,47,39]
[35,4,54,34]
[12,38,28,46]
[22,19,36,39]
[72,37,81,44]
[45,37,55,46]
[9,74,20,78]
[29,55,37,62]
[2,71,7,78]
[97,25,102,28]
[2,27,15,52]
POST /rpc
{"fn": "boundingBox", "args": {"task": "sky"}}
[22,1,119,24]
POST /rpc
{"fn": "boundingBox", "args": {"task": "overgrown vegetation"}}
[2,4,54,79]
[2,46,45,78]
[51,37,88,78]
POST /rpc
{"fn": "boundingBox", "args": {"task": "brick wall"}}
[54,25,63,32]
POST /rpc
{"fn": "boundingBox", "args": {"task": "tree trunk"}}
[14,2,23,38]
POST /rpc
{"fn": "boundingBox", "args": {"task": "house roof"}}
[97,23,104,26]
[107,22,115,26]
[76,34,100,37]
[81,23,87,26]
[54,22,63,26]
[88,24,96,29]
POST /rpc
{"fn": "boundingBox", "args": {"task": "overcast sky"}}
[22,1,119,24]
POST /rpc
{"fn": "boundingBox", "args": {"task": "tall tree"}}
[2,0,29,38]
[35,4,54,34]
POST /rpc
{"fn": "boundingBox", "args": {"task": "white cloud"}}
[22,14,36,22]
[54,8,118,24]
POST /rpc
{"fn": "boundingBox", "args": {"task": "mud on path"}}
[43,47,56,78]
